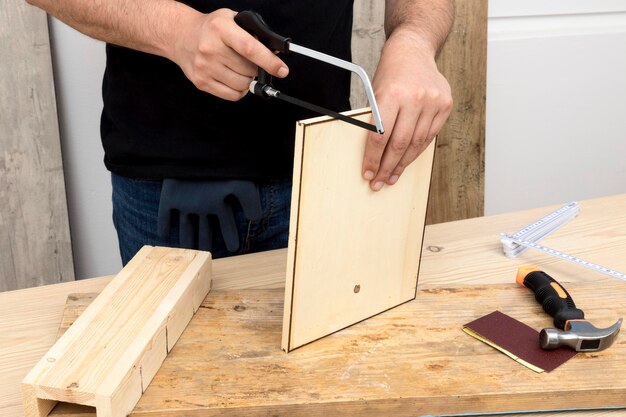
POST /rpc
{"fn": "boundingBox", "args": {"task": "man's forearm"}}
[384,0,453,57]
[25,0,198,60]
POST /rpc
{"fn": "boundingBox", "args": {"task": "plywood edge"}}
[22,246,212,417]
[411,139,437,299]
[282,120,307,352]
[295,107,373,128]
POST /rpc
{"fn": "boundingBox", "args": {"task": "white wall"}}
[485,0,626,215]
[48,21,119,278]
[49,2,626,278]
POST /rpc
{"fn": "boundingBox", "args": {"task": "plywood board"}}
[0,0,74,291]
[21,246,212,417]
[53,280,626,417]
[283,110,435,351]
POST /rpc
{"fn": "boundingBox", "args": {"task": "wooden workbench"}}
[2,194,626,417]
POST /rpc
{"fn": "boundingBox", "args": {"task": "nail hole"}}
[354,285,361,293]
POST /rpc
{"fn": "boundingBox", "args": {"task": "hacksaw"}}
[235,10,384,134]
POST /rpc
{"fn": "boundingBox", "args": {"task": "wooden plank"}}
[351,1,488,225]
[21,246,212,417]
[284,110,435,351]
[0,0,74,291]
[54,279,626,417]
[428,0,488,224]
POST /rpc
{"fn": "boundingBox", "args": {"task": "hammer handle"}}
[516,266,585,329]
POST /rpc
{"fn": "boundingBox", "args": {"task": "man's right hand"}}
[171,8,289,101]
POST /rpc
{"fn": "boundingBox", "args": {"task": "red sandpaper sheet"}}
[464,310,577,372]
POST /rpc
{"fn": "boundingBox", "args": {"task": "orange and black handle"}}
[516,266,585,329]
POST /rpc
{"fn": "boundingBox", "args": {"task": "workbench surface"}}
[2,194,626,417]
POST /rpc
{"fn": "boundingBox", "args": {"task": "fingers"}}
[388,107,439,183]
[197,215,212,251]
[173,8,288,101]
[179,213,195,249]
[223,21,289,79]
[216,206,240,252]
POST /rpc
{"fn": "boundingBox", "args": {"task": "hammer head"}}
[540,318,622,352]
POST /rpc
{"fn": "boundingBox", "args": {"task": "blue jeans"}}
[111,173,292,265]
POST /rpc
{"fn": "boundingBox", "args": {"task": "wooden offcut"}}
[283,110,435,351]
[21,246,212,417]
[54,280,626,417]
[0,1,74,291]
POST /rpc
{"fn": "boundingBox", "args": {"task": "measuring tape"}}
[501,202,626,283]
[503,201,580,257]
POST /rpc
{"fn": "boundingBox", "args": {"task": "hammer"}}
[517,266,622,352]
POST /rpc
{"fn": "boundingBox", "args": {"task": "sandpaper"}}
[463,310,577,372]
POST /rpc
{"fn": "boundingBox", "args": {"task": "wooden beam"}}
[428,0,488,223]
[54,281,626,416]
[0,0,74,291]
[283,110,434,351]
[21,246,212,417]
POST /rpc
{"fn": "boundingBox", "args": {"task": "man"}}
[26,0,453,263]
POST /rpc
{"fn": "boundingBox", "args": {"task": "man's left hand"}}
[362,29,452,191]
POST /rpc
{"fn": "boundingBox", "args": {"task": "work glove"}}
[157,179,263,252]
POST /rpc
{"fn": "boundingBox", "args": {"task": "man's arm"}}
[362,0,453,191]
[25,0,288,101]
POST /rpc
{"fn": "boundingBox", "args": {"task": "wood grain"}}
[0,0,74,291]
[428,0,487,224]
[2,194,626,417]
[350,0,385,109]
[284,110,434,351]
[351,1,488,225]
[21,246,212,417]
[54,279,626,417]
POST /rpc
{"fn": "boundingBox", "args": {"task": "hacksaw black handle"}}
[516,266,585,329]
[234,10,291,53]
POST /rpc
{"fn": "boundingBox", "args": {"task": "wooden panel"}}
[0,1,74,290]
[54,279,626,417]
[283,110,435,351]
[21,246,212,417]
[428,0,488,223]
[351,1,488,225]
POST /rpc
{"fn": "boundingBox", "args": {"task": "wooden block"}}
[21,246,212,417]
[283,109,435,351]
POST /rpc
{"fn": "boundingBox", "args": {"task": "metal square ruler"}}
[500,201,626,282]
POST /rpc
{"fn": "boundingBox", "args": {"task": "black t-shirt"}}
[101,0,354,180]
